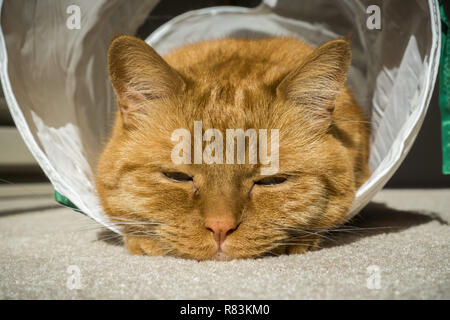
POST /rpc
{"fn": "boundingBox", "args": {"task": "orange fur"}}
[96,35,370,260]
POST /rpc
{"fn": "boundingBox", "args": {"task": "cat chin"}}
[211,251,231,261]
[123,231,323,260]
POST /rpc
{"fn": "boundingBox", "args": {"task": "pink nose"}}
[204,217,238,247]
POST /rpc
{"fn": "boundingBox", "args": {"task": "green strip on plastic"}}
[440,0,450,174]
[54,190,86,215]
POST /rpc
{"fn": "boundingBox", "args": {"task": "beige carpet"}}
[0,185,449,299]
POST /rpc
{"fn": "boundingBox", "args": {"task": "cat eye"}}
[162,171,193,182]
[254,176,288,186]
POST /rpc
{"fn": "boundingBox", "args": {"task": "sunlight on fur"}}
[95,35,370,261]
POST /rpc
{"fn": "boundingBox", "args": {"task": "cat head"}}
[96,35,360,260]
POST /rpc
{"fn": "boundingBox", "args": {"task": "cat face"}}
[96,36,369,260]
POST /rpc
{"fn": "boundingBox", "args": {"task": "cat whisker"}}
[112,222,164,226]
[333,226,395,231]
[269,226,336,243]
[308,226,395,234]
[64,220,116,232]
[274,242,313,246]
[110,216,164,223]
[109,216,147,222]
[94,233,123,243]
[125,230,160,237]
[109,217,165,227]
[75,225,114,232]
[95,231,163,244]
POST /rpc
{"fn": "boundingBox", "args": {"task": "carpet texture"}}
[0,186,449,299]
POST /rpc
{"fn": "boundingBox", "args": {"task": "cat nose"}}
[204,217,238,247]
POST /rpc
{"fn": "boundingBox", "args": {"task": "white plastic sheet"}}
[0,0,441,232]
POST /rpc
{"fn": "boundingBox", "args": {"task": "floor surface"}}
[0,185,449,299]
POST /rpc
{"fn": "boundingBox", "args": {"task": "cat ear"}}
[107,35,185,127]
[276,38,351,126]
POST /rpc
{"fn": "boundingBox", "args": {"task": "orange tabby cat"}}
[96,35,370,260]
